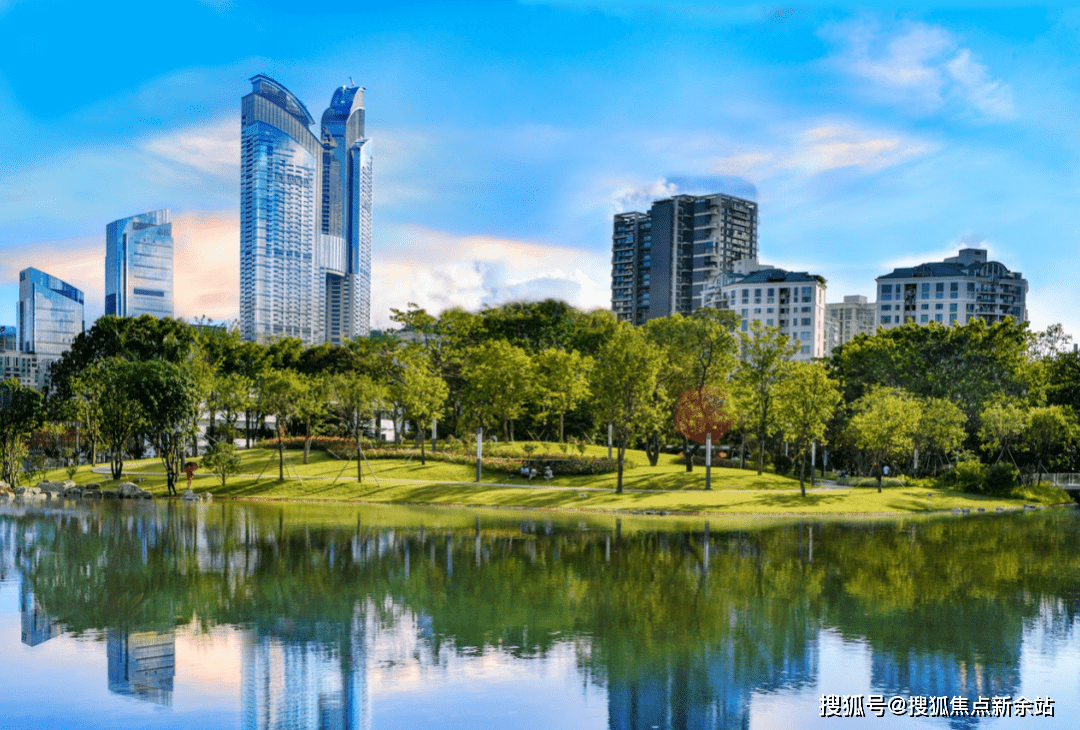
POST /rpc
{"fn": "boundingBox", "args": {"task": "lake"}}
[1,499,1078,729]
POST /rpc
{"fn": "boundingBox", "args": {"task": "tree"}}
[978,399,1029,469]
[847,387,923,492]
[534,348,592,442]
[132,361,203,496]
[775,362,842,496]
[674,386,736,490]
[645,309,739,470]
[71,358,144,480]
[915,397,967,475]
[331,373,386,481]
[294,373,331,465]
[592,323,664,493]
[460,340,534,442]
[0,379,44,486]
[209,372,253,445]
[257,369,306,481]
[735,321,799,475]
[395,350,449,465]
[1022,405,1077,486]
[202,442,241,488]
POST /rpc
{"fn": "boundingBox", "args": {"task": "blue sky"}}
[1,1,1078,335]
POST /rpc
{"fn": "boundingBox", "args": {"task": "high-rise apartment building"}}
[824,295,877,356]
[105,209,174,319]
[612,193,757,324]
[875,248,1027,329]
[240,74,372,345]
[704,259,827,361]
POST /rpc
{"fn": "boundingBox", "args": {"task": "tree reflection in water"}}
[2,502,1080,729]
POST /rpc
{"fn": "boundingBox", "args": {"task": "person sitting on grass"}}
[543,466,553,480]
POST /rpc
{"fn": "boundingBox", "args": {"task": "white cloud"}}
[372,225,609,328]
[140,117,240,179]
[824,18,1016,120]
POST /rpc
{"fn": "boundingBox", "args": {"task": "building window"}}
[801,346,810,354]
[950,282,959,299]
[935,303,943,310]
[767,308,774,314]
[920,314,929,322]
[936,282,945,298]
[767,319,774,326]
[741,321,748,332]
[949,303,957,312]
[801,317,811,326]
[802,306,811,313]
[754,308,761,314]
[950,314,958,323]
[741,309,748,317]
[801,331,810,340]
[935,314,943,322]
[921,304,929,310]
[881,316,891,324]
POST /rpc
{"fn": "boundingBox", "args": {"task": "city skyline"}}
[0,4,1078,336]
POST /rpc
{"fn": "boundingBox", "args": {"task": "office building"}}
[876,248,1027,329]
[105,209,174,318]
[0,325,15,351]
[17,266,84,362]
[107,629,176,706]
[240,74,372,345]
[824,295,877,356]
[612,193,757,324]
[704,259,827,361]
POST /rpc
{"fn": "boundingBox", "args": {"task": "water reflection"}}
[0,501,1079,728]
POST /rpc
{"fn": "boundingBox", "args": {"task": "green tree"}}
[775,362,842,496]
[132,361,204,496]
[295,373,331,465]
[735,321,799,475]
[978,399,1029,469]
[592,323,664,493]
[331,373,387,481]
[534,348,592,442]
[395,350,449,465]
[1022,405,1077,486]
[847,387,923,492]
[72,358,145,480]
[257,369,306,481]
[0,379,44,486]
[915,397,967,475]
[202,442,241,488]
[209,372,253,446]
[460,340,534,442]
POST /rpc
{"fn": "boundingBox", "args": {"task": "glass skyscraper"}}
[105,209,174,319]
[240,74,372,345]
[17,267,84,359]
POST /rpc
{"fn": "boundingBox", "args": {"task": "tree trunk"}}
[799,454,806,497]
[559,413,565,443]
[420,430,426,465]
[277,427,285,481]
[740,433,746,470]
[303,434,312,465]
[757,428,765,475]
[645,435,660,467]
[111,451,123,480]
[684,435,694,472]
[616,440,625,494]
[356,438,363,482]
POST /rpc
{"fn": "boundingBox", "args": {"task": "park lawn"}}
[111,446,806,491]
[44,449,1071,515]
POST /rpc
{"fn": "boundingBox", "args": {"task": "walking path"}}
[90,466,846,495]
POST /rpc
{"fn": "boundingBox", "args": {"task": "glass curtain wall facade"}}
[18,267,84,359]
[105,209,174,318]
[240,74,372,345]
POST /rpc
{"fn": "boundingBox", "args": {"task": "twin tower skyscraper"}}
[240,74,372,345]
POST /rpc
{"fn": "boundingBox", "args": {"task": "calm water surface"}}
[1,500,1079,729]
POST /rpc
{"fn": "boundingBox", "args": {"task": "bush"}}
[203,442,241,487]
[985,462,1020,496]
[944,458,990,494]
[773,454,794,476]
[836,476,906,488]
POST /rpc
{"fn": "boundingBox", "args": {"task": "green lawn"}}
[35,443,1075,516]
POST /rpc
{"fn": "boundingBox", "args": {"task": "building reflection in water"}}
[20,582,62,647]
[241,614,370,730]
[107,629,176,706]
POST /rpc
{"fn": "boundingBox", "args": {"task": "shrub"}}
[985,462,1020,496]
[774,454,794,476]
[203,442,241,488]
[944,458,990,494]
[836,476,906,488]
